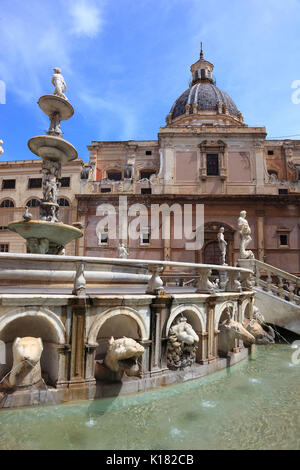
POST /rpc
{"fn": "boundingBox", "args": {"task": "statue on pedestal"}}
[51,67,68,101]
[217,226,227,265]
[118,243,129,259]
[238,210,254,259]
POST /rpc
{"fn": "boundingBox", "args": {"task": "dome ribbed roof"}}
[170,82,240,119]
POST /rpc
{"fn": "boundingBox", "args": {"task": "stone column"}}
[84,343,98,384]
[69,304,86,386]
[149,296,172,374]
[254,141,266,193]
[56,343,71,388]
[256,210,265,261]
[198,332,209,364]
[207,298,217,362]
[139,340,152,377]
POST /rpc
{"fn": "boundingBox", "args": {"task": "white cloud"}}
[69,0,103,37]
[79,91,138,140]
[0,0,104,102]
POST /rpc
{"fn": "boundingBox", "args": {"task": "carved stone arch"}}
[87,306,149,345]
[241,298,251,322]
[0,306,67,386]
[215,301,237,329]
[0,306,66,344]
[166,304,205,336]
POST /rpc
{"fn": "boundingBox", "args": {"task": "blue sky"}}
[1,0,300,162]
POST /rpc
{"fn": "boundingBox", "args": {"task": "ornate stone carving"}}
[72,262,86,297]
[9,337,43,388]
[217,226,227,265]
[95,337,144,381]
[118,243,129,259]
[238,210,255,259]
[218,313,255,356]
[51,67,68,101]
[167,316,199,370]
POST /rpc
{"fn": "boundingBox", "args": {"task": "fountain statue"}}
[167,316,199,370]
[238,210,255,259]
[243,305,275,345]
[8,68,82,254]
[9,337,43,388]
[0,139,3,154]
[118,243,129,259]
[218,314,255,357]
[95,337,145,381]
[217,227,227,265]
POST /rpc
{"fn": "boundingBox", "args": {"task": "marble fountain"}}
[0,69,261,410]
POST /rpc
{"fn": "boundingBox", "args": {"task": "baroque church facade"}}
[77,49,300,275]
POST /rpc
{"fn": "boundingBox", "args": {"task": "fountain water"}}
[8,68,82,254]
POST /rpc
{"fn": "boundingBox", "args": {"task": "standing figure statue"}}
[51,67,68,101]
[217,227,227,265]
[118,243,129,259]
[238,210,254,259]
[0,140,4,155]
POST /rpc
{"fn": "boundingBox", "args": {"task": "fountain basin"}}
[38,95,74,120]
[28,135,77,164]
[8,220,82,251]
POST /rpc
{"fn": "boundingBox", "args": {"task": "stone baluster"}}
[146,265,164,294]
[226,270,242,292]
[288,281,296,302]
[195,268,216,293]
[255,266,260,287]
[278,276,284,299]
[240,271,253,291]
[266,269,272,293]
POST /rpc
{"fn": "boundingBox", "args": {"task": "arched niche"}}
[0,307,66,387]
[216,304,235,357]
[166,304,204,363]
[86,307,148,381]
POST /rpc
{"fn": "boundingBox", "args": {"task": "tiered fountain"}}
[8,68,83,254]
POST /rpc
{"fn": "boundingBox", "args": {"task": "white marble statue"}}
[238,210,255,259]
[0,140,4,155]
[217,226,227,265]
[101,336,144,380]
[167,316,199,370]
[9,337,43,388]
[51,67,68,101]
[118,243,129,259]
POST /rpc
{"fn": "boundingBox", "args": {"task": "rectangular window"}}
[0,244,9,252]
[268,150,274,155]
[101,187,111,193]
[280,235,288,246]
[100,233,108,244]
[145,150,152,156]
[206,154,219,176]
[279,189,288,194]
[0,226,8,231]
[140,230,150,245]
[141,188,152,194]
[28,178,42,189]
[59,177,71,187]
[107,172,121,181]
[2,179,16,189]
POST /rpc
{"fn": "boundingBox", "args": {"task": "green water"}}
[0,344,299,450]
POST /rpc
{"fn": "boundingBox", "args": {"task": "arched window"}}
[57,198,70,207]
[27,198,40,207]
[0,199,14,208]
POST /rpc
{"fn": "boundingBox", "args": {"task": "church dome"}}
[166,45,244,126]
[170,82,240,120]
